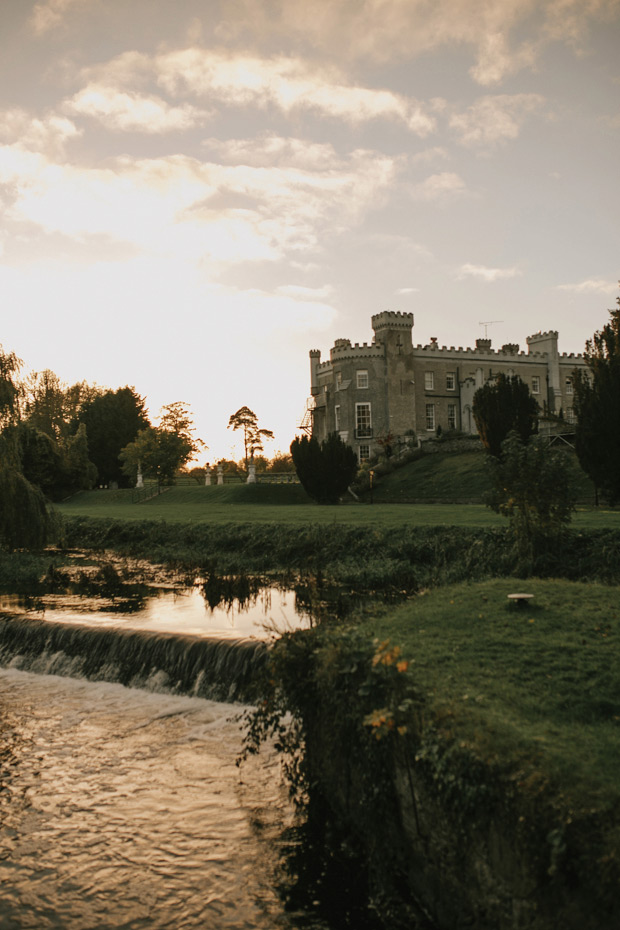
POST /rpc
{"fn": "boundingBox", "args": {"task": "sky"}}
[1,0,619,462]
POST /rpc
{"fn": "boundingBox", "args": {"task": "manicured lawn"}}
[57,487,619,529]
[359,578,620,806]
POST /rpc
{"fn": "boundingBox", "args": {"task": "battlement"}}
[330,341,384,361]
[309,349,321,358]
[527,330,559,343]
[371,310,414,331]
[413,343,541,359]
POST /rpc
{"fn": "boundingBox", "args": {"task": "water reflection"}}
[0,583,312,640]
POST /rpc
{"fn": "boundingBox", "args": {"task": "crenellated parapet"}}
[330,341,384,361]
[372,310,414,332]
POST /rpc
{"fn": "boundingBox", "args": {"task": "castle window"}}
[425,404,435,431]
[336,371,342,388]
[355,403,372,438]
[358,444,370,463]
[532,376,540,394]
[446,372,455,391]
[447,404,457,430]
[566,406,576,425]
[565,377,573,394]
[424,371,435,391]
[334,405,341,431]
[356,369,369,389]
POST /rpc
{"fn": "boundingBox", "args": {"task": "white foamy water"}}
[0,669,320,930]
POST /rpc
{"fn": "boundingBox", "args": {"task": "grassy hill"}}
[366,446,598,504]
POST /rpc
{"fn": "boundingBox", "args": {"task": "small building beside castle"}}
[308,311,586,462]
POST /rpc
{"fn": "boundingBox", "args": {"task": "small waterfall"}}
[0,615,269,703]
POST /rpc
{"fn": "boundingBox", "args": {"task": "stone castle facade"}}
[308,311,586,461]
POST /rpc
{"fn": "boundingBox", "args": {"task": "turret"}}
[309,349,321,396]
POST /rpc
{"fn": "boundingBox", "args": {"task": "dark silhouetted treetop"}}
[77,386,150,487]
[0,344,22,430]
[473,373,539,458]
[290,432,358,504]
[573,294,620,504]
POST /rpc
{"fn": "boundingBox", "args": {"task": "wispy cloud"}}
[410,172,468,202]
[396,287,420,295]
[64,85,211,133]
[457,263,521,282]
[0,108,81,157]
[83,49,437,135]
[29,0,91,35]
[555,278,618,295]
[0,137,398,267]
[218,0,620,85]
[449,94,545,148]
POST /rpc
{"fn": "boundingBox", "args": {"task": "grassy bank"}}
[57,513,620,590]
[254,579,620,927]
[365,445,598,504]
[57,486,618,529]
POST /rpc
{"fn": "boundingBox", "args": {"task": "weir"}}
[0,615,269,703]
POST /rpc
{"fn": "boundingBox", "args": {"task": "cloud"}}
[457,263,521,282]
[396,287,420,295]
[555,278,618,295]
[216,0,620,85]
[64,85,211,133]
[0,108,81,157]
[29,0,92,34]
[85,48,436,135]
[275,284,334,301]
[449,94,545,148]
[0,137,398,267]
[410,172,468,202]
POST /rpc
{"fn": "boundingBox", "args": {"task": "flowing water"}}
[0,575,338,929]
[0,668,323,929]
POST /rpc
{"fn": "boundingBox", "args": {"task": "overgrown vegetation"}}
[55,513,620,588]
[484,431,575,564]
[239,580,620,927]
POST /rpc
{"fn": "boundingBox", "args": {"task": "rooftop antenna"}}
[479,320,503,338]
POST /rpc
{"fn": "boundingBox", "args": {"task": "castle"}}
[308,312,586,461]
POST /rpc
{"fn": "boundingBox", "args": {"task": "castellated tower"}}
[371,311,416,439]
[526,331,560,412]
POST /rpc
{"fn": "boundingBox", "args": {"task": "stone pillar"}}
[217,464,224,485]
[247,462,256,483]
[204,465,211,486]
[136,464,144,488]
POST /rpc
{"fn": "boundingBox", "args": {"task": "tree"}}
[473,373,539,458]
[24,370,101,441]
[0,344,22,430]
[228,406,274,470]
[290,432,358,504]
[573,297,620,504]
[121,404,201,486]
[485,431,574,563]
[0,346,55,549]
[77,386,150,486]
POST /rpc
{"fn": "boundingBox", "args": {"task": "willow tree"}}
[0,345,55,549]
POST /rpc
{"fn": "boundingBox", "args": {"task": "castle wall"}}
[309,314,586,460]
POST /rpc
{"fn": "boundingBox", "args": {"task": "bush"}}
[290,433,358,504]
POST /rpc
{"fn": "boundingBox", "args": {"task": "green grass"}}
[358,578,620,806]
[57,485,618,530]
[368,446,598,504]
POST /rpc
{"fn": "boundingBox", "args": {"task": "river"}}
[0,577,339,929]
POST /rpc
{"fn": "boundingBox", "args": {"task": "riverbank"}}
[247,579,620,928]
